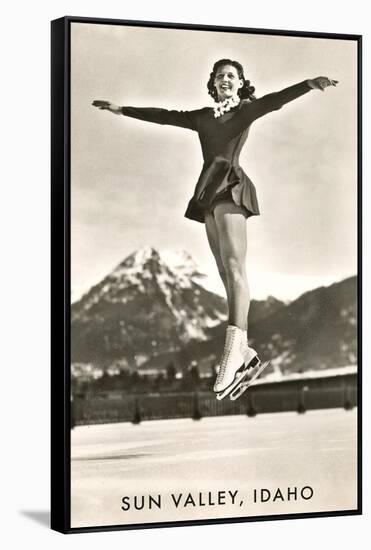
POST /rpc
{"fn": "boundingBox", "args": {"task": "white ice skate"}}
[213,325,260,400]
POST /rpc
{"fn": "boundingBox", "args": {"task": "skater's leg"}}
[205,211,229,299]
[213,202,250,331]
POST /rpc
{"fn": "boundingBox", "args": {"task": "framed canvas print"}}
[51,15,362,533]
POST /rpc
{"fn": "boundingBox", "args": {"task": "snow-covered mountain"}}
[71,246,357,378]
[71,246,228,366]
[250,275,358,373]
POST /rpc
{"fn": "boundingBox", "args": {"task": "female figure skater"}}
[93,59,337,400]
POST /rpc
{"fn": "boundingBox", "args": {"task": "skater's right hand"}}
[92,100,122,115]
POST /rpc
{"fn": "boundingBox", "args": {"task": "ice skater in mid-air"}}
[93,58,338,400]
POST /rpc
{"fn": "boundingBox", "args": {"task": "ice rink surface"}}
[71,408,358,528]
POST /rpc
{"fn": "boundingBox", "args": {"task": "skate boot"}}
[213,325,258,398]
[228,333,270,401]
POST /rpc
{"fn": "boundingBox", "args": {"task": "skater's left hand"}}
[307,77,339,91]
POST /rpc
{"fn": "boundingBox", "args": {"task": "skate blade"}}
[215,356,260,401]
[229,361,270,401]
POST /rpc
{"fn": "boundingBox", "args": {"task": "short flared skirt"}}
[184,161,261,224]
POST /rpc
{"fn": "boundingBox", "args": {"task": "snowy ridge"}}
[106,246,227,341]
[109,246,206,292]
[71,246,228,363]
[71,266,357,377]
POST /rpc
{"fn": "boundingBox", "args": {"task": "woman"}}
[93,59,337,400]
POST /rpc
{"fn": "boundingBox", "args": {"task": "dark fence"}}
[71,373,357,427]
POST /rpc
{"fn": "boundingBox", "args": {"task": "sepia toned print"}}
[51,16,361,532]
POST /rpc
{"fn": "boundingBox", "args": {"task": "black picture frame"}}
[51,15,362,534]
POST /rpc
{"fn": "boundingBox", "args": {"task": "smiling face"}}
[214,64,244,102]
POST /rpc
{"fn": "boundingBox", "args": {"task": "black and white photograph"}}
[51,16,361,532]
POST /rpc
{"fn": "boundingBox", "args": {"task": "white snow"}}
[204,316,226,328]
[74,246,227,342]
[181,321,208,342]
[131,245,157,266]
[134,354,149,367]
[71,363,104,380]
[160,248,207,288]
[260,364,357,385]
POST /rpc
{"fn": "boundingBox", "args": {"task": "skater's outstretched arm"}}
[92,100,201,131]
[243,76,339,123]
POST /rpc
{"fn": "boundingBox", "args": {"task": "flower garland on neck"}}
[213,95,241,118]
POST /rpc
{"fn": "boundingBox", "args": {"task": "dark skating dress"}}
[121,80,312,223]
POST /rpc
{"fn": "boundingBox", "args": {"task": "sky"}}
[71,22,358,302]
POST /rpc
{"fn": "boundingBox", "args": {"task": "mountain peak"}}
[133,245,159,263]
[118,246,159,269]
[71,246,228,363]
[110,246,206,285]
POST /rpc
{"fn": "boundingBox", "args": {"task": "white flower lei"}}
[213,95,241,118]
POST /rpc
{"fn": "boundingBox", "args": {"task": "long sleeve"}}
[244,80,312,122]
[120,106,201,131]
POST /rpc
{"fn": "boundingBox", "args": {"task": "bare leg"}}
[213,202,250,331]
[205,211,229,300]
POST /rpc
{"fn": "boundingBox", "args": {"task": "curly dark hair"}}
[207,58,256,103]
